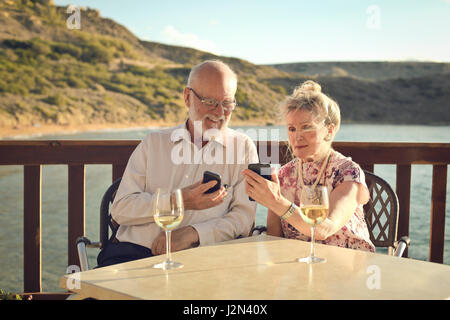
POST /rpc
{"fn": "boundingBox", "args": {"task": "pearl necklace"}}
[298,149,332,190]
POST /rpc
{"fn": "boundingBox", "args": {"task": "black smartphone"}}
[202,171,221,194]
[248,163,272,201]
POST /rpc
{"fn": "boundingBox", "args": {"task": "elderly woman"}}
[243,80,375,252]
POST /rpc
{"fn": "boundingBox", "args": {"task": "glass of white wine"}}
[153,188,184,270]
[297,185,329,264]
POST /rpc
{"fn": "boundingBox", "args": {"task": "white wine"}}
[154,212,184,230]
[299,205,328,226]
[152,188,185,270]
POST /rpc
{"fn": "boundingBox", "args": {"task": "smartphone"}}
[248,163,272,201]
[202,171,221,194]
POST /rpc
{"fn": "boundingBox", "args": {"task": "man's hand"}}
[151,226,200,255]
[151,179,227,255]
[182,179,227,211]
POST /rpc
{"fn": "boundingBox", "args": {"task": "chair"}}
[363,171,410,257]
[76,178,122,271]
[252,171,410,257]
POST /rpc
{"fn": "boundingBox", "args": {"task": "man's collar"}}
[170,120,191,143]
[170,119,227,148]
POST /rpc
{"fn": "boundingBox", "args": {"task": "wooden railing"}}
[0,140,449,296]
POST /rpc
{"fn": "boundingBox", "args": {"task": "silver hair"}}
[187,60,237,87]
[280,80,341,139]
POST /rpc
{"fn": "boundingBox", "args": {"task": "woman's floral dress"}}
[278,150,375,252]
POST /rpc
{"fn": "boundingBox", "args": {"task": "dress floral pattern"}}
[278,150,376,252]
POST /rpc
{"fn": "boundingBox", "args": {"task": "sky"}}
[54,0,450,65]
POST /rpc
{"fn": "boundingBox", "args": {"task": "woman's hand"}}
[242,168,290,215]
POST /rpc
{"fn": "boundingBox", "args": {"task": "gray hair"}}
[280,80,341,138]
[187,60,237,87]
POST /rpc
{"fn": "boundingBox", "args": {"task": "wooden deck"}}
[0,140,449,297]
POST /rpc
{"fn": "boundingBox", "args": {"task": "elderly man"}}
[97,60,258,268]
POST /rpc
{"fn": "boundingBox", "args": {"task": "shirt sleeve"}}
[110,136,157,226]
[331,159,370,205]
[191,138,259,246]
[277,160,297,200]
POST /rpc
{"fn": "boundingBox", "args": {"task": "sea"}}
[0,123,449,293]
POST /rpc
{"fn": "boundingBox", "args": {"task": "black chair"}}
[363,171,410,257]
[252,171,410,257]
[77,178,122,271]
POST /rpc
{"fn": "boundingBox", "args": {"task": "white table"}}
[60,235,450,300]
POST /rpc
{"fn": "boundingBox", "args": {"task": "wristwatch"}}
[280,202,298,220]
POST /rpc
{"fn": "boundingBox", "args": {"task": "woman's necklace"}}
[298,149,332,190]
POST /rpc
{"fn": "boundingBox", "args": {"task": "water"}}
[0,124,449,293]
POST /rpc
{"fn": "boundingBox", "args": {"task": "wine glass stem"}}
[310,226,315,259]
[166,230,172,263]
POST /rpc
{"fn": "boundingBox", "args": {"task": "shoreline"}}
[0,122,170,139]
[1,121,448,139]
[0,119,279,139]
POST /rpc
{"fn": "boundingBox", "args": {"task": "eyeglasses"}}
[188,87,237,112]
[288,122,326,136]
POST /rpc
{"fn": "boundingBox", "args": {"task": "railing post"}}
[23,165,42,293]
[361,164,374,173]
[429,165,447,263]
[112,164,127,182]
[396,164,412,257]
[68,165,85,268]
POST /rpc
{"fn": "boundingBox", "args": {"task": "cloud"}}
[161,25,221,55]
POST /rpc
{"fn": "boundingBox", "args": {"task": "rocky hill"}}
[269,61,450,81]
[0,0,449,137]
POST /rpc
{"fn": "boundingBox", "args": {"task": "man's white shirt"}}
[111,122,259,249]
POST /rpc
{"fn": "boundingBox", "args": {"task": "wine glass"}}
[153,188,184,270]
[297,185,329,264]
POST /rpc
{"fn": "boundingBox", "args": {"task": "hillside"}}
[264,73,450,124]
[269,61,450,81]
[0,1,449,138]
[266,62,450,124]
[0,0,290,137]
